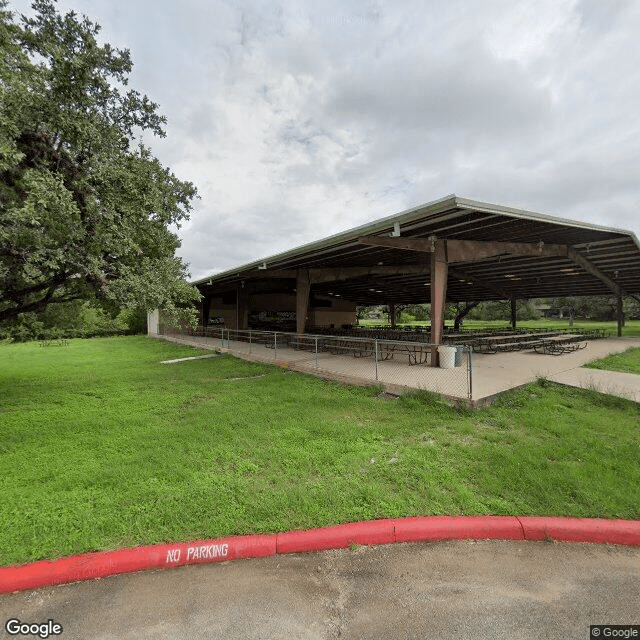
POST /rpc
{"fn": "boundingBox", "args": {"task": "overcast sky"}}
[10,0,640,280]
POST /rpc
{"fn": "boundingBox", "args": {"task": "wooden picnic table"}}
[534,334,588,355]
[472,331,568,354]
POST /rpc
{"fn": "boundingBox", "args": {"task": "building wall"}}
[207,296,237,327]
[310,297,357,328]
[205,291,357,330]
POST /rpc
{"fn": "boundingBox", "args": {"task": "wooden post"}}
[389,303,396,328]
[296,270,311,335]
[200,296,210,326]
[617,295,624,337]
[430,238,448,366]
[510,297,517,330]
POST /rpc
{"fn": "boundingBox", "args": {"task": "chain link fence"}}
[159,325,473,401]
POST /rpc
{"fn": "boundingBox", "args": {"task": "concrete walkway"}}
[470,337,640,402]
[155,334,640,404]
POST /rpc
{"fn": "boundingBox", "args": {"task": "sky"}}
[9,0,640,281]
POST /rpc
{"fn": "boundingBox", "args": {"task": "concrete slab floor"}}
[156,334,640,404]
[470,337,640,402]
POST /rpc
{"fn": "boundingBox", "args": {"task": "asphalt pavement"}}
[1,540,638,640]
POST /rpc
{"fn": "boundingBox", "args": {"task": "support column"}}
[236,285,249,330]
[389,303,396,328]
[617,295,624,337]
[510,297,517,330]
[200,296,210,326]
[296,270,311,335]
[430,238,448,366]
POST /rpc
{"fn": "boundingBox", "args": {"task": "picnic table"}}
[471,331,569,354]
[473,333,540,353]
[378,341,433,365]
[533,334,588,355]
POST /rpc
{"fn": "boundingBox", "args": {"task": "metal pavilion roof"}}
[193,195,640,305]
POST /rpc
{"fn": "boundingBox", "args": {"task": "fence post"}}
[315,336,318,369]
[467,346,473,400]
[274,332,278,361]
[375,339,379,381]
[249,330,252,355]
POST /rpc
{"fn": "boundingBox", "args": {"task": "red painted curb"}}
[518,516,640,546]
[1,517,638,595]
[0,534,277,595]
[277,519,396,554]
[394,515,524,543]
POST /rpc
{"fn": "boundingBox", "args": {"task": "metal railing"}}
[159,325,473,401]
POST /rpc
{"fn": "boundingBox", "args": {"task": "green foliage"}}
[0,0,200,329]
[467,300,540,321]
[0,298,145,341]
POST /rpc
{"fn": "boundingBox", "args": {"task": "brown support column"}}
[389,303,396,328]
[296,270,311,335]
[236,285,249,330]
[430,238,448,366]
[617,295,624,337]
[510,297,517,330]
[202,296,211,326]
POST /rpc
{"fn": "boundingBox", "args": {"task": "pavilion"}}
[190,195,640,365]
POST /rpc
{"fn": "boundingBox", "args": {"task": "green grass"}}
[584,347,640,375]
[1,336,639,566]
[358,318,640,337]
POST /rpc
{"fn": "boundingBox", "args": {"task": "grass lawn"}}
[1,336,639,566]
[358,318,640,337]
[584,347,640,375]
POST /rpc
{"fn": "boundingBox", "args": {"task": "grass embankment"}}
[1,336,638,566]
[358,318,640,337]
[585,347,640,375]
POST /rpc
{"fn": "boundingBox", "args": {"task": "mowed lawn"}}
[1,336,638,566]
[585,347,640,375]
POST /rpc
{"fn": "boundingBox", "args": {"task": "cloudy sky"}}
[9,0,640,280]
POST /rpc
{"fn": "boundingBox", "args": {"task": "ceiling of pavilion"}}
[193,196,640,305]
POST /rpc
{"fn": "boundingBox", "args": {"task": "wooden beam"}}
[240,265,430,283]
[447,239,567,262]
[309,264,429,283]
[242,269,298,279]
[358,236,435,252]
[567,248,622,296]
[358,235,568,262]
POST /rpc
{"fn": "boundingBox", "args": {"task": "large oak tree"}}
[0,0,200,326]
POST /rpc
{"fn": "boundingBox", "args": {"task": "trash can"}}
[454,346,464,367]
[437,345,456,369]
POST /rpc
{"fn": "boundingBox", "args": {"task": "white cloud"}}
[8,0,640,281]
